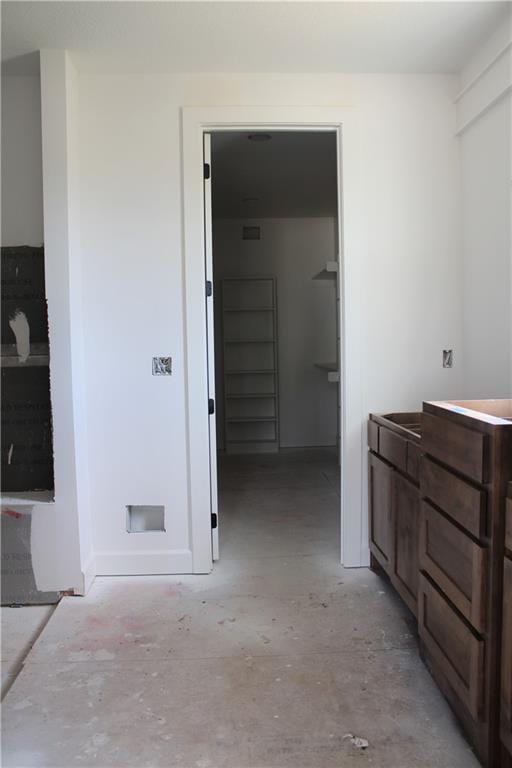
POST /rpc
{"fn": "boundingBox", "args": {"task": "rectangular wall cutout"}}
[126,505,166,533]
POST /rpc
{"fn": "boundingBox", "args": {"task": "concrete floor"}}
[1,449,480,767]
[1,605,55,699]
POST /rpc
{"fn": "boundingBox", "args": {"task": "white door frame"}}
[182,106,367,573]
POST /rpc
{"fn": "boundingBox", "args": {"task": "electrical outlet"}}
[443,350,453,368]
[152,357,172,375]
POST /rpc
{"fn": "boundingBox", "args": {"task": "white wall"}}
[1,75,44,246]
[213,217,338,450]
[457,12,512,397]
[75,72,463,571]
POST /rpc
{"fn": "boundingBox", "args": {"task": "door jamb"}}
[182,106,366,573]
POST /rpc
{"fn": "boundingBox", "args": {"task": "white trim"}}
[182,106,367,571]
[94,549,193,576]
[455,82,512,137]
[454,40,512,103]
[79,553,97,595]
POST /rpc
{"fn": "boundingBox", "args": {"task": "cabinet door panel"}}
[421,456,485,540]
[423,412,488,484]
[420,502,487,632]
[391,473,419,616]
[419,574,485,721]
[369,453,393,571]
[506,496,512,554]
[501,557,512,755]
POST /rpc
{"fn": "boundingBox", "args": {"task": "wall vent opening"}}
[126,505,165,533]
[242,226,260,241]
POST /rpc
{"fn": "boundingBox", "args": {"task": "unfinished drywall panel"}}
[213,218,338,449]
[458,10,512,398]
[1,75,44,247]
[78,71,462,569]
[1,508,59,605]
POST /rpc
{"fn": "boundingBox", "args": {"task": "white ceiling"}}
[2,1,510,75]
[211,131,338,219]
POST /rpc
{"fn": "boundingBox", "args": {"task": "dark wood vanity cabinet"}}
[368,413,421,616]
[419,401,512,768]
[369,401,512,768]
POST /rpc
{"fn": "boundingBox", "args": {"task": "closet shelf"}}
[314,362,340,383]
[312,261,338,281]
[226,393,276,399]
[222,276,279,454]
[224,338,275,344]
[226,438,277,445]
[226,417,277,423]
[225,369,276,375]
[224,306,275,312]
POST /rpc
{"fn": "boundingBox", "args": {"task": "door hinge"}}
[211,512,218,529]
[204,163,211,180]
[208,398,215,415]
[206,280,213,297]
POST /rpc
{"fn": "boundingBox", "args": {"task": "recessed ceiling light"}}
[248,133,272,142]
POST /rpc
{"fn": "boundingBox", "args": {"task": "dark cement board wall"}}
[1,246,54,492]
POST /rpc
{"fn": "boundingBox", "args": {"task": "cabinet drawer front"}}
[407,441,422,483]
[368,420,379,453]
[419,574,485,721]
[380,427,407,473]
[423,412,488,484]
[369,453,393,570]
[502,557,512,748]
[421,457,485,539]
[420,502,487,632]
[506,495,512,555]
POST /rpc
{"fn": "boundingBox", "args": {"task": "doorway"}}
[182,106,366,574]
[206,130,341,562]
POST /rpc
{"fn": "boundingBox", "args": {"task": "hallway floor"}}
[2,449,479,767]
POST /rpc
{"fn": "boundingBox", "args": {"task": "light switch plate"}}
[152,357,172,375]
[442,350,453,368]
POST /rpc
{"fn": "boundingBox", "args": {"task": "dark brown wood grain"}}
[407,441,422,483]
[501,557,512,757]
[369,452,393,572]
[423,411,488,484]
[420,501,487,633]
[421,455,486,539]
[379,426,408,473]
[506,495,512,555]
[419,573,485,722]
[391,472,419,616]
[368,420,379,453]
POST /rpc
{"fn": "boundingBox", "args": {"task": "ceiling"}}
[2,1,510,75]
[211,131,338,219]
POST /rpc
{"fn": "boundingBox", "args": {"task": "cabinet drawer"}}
[368,420,379,453]
[420,502,487,632]
[380,427,407,473]
[407,441,422,483]
[419,574,485,721]
[506,495,512,555]
[421,456,486,539]
[502,557,512,753]
[423,412,488,484]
